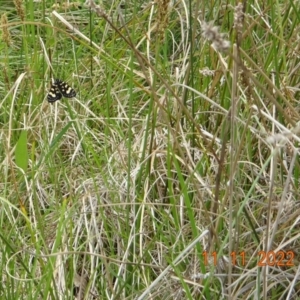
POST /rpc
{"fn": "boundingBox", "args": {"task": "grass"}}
[0,0,300,299]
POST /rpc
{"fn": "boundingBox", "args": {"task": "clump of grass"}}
[0,1,300,299]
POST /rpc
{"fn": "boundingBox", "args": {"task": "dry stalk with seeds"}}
[201,21,230,52]
[13,0,25,22]
[1,14,12,47]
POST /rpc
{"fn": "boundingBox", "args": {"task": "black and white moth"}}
[47,79,76,103]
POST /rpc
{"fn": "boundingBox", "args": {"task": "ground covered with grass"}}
[0,0,300,299]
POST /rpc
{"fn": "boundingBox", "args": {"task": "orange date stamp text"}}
[202,250,295,267]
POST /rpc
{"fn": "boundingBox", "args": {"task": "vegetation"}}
[0,0,299,299]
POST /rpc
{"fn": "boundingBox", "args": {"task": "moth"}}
[47,79,76,103]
